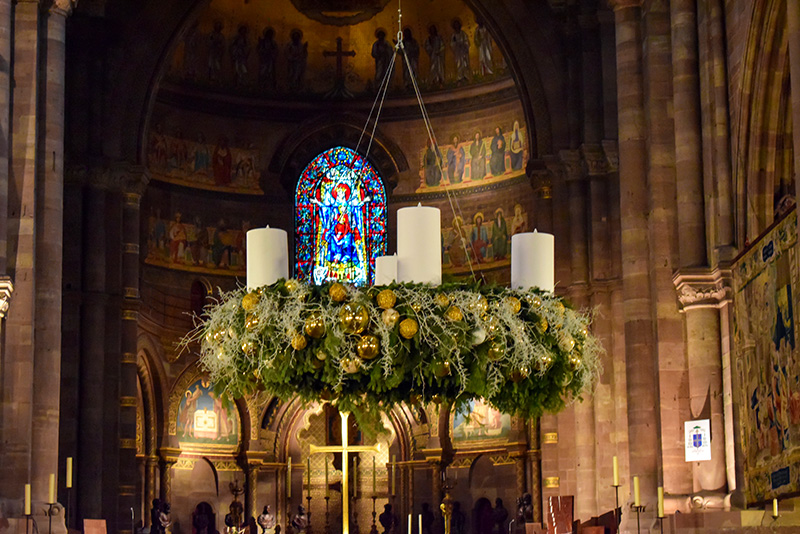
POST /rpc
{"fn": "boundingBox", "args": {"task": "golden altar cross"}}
[308,411,380,534]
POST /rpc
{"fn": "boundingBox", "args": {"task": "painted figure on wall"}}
[424,138,442,187]
[510,203,526,235]
[424,24,445,87]
[287,29,308,92]
[450,18,470,83]
[401,27,420,90]
[213,137,233,186]
[194,133,211,173]
[474,19,493,76]
[470,212,489,262]
[453,398,512,440]
[169,212,189,263]
[372,28,394,88]
[447,135,465,184]
[208,20,226,82]
[230,25,251,86]
[509,120,524,170]
[470,132,486,180]
[490,126,506,176]
[491,208,509,260]
[177,378,239,446]
[447,216,468,267]
[257,27,278,90]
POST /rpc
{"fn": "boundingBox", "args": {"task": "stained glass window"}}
[295,147,387,286]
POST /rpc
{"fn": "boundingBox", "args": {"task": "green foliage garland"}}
[186,279,603,433]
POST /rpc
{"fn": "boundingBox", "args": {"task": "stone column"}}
[0,0,10,276]
[430,462,442,511]
[787,0,800,269]
[610,0,661,516]
[673,269,731,496]
[1,0,40,501]
[158,449,181,505]
[527,419,542,523]
[243,452,266,521]
[145,456,158,526]
[512,454,526,498]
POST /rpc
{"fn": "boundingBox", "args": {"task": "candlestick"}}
[288,456,292,499]
[657,486,664,518]
[24,484,31,515]
[307,457,312,497]
[372,457,376,494]
[325,459,329,497]
[633,476,640,507]
[612,456,619,487]
[773,498,779,519]
[353,457,358,496]
[391,455,396,495]
[48,473,55,503]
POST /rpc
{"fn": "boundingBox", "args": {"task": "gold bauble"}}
[435,293,451,307]
[445,306,463,322]
[510,367,529,383]
[316,350,328,361]
[411,303,422,313]
[569,355,582,370]
[310,357,324,370]
[329,282,347,302]
[528,295,543,309]
[285,279,298,292]
[538,317,549,332]
[227,326,238,340]
[304,313,326,339]
[381,308,400,327]
[356,334,380,360]
[485,315,501,336]
[554,301,566,314]
[216,348,226,360]
[241,341,255,356]
[399,318,419,339]
[540,354,554,370]
[487,340,505,361]
[339,303,369,334]
[376,289,397,309]
[205,331,213,343]
[342,356,360,374]
[431,359,451,378]
[242,292,260,311]
[505,296,522,314]
[213,329,225,341]
[580,327,589,338]
[559,334,575,353]
[472,297,489,314]
[245,314,259,330]
[291,334,308,351]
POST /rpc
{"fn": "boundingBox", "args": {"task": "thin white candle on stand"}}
[375,255,397,285]
[246,227,289,290]
[657,486,664,518]
[397,204,441,285]
[510,229,555,292]
[612,456,619,486]
[66,457,73,489]
[24,484,31,515]
[48,473,55,503]
[407,514,411,534]
[418,513,422,534]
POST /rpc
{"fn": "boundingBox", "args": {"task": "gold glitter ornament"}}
[580,327,589,337]
[510,367,530,383]
[569,355,582,370]
[339,303,369,334]
[445,306,463,322]
[376,289,397,309]
[399,318,419,339]
[342,356,360,374]
[291,334,308,350]
[241,292,260,311]
[537,317,548,332]
[310,357,324,370]
[472,297,489,314]
[559,334,575,352]
[505,296,522,314]
[435,293,451,307]
[431,359,451,377]
[241,341,255,356]
[316,350,328,361]
[485,315,501,336]
[245,314,259,330]
[487,340,505,361]
[411,302,422,313]
[381,308,400,327]
[329,282,347,302]
[285,279,298,292]
[528,295,543,309]
[356,334,380,360]
[303,313,326,338]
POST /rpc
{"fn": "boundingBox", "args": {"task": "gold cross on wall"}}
[308,411,380,534]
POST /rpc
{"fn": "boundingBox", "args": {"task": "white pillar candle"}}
[375,255,397,285]
[397,205,441,285]
[246,227,289,290]
[511,229,555,292]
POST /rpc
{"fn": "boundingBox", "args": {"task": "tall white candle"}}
[773,498,779,518]
[633,476,640,507]
[397,205,441,285]
[612,456,619,486]
[24,484,31,515]
[657,487,664,518]
[48,473,55,503]
[510,230,555,292]
[375,255,398,285]
[407,514,411,534]
[66,457,73,489]
[418,514,422,534]
[246,227,289,290]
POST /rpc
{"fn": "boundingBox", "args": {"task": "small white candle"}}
[773,498,779,518]
[24,484,31,515]
[407,514,411,534]
[375,255,397,285]
[657,486,664,518]
[612,456,619,486]
[418,513,422,534]
[633,476,640,507]
[66,457,73,489]
[48,473,55,504]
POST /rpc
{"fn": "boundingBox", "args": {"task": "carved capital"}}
[581,144,609,176]
[47,0,77,16]
[672,267,732,312]
[601,140,619,172]
[558,149,583,181]
[0,276,13,318]
[158,447,182,465]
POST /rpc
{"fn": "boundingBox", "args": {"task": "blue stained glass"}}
[295,147,387,286]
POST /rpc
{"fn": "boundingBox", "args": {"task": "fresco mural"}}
[145,207,249,277]
[453,398,511,442]
[177,378,240,448]
[442,202,527,275]
[417,121,526,193]
[733,209,800,503]
[147,124,263,194]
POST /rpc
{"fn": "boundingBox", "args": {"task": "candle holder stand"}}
[389,495,396,534]
[25,514,31,534]
[369,496,378,534]
[324,496,331,534]
[48,502,56,534]
[629,504,645,534]
[658,516,664,534]
[66,488,72,531]
[306,494,313,534]
[612,485,620,529]
[351,495,360,534]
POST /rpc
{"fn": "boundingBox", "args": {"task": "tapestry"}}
[733,208,800,503]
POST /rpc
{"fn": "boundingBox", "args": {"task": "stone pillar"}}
[610,0,661,517]
[243,452,266,521]
[673,269,731,496]
[512,454,526,498]
[118,167,148,534]
[527,419,542,524]
[158,449,180,505]
[0,0,10,275]
[430,462,442,511]
[1,0,40,502]
[787,0,800,269]
[145,456,158,526]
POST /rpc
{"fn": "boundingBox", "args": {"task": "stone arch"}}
[137,332,170,448]
[733,0,792,244]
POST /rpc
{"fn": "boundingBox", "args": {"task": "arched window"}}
[295,147,387,286]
